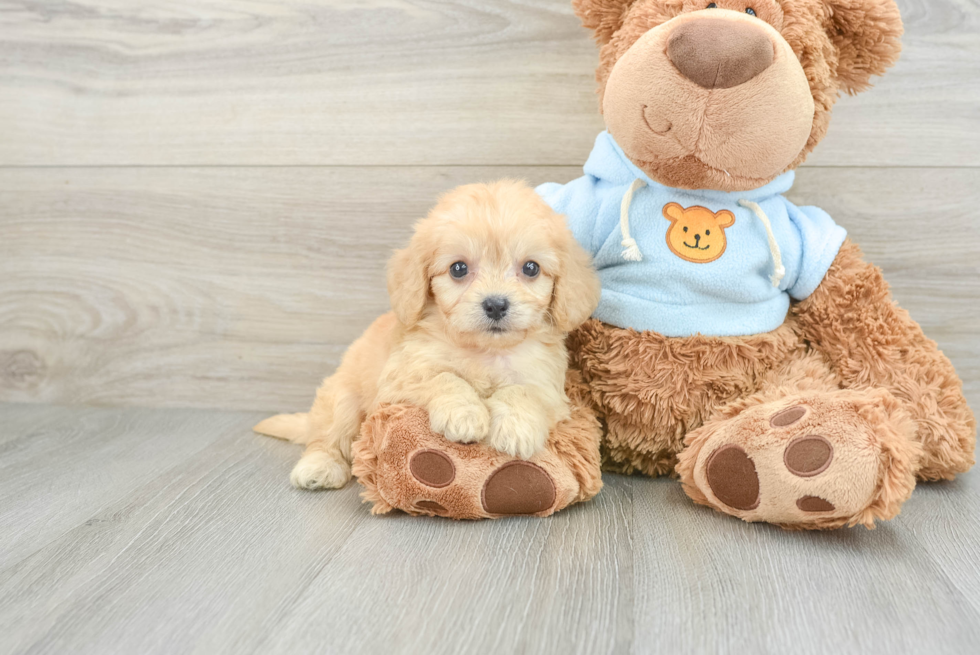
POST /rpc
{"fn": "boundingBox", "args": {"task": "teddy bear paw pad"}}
[783,435,833,477]
[409,449,455,488]
[796,496,835,512]
[482,461,557,515]
[769,404,808,427]
[704,445,760,511]
[691,397,883,526]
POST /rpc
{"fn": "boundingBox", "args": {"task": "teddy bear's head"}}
[573,0,903,191]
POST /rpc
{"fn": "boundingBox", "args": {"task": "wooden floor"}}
[0,402,978,655]
[1,1,979,653]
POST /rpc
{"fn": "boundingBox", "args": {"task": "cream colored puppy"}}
[254,180,601,490]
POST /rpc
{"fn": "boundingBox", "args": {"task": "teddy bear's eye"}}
[705,229,711,236]
[683,226,689,233]
[706,2,718,7]
[745,7,756,16]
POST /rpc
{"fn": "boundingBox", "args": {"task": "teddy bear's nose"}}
[667,17,774,89]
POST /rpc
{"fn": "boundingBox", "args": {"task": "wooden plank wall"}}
[1,0,978,412]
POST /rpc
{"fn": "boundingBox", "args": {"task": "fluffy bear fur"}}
[566,0,974,529]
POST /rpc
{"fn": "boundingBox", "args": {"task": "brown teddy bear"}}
[355,0,976,528]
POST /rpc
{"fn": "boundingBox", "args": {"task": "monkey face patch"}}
[662,203,735,263]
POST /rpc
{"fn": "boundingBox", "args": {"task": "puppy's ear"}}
[551,225,601,333]
[386,232,431,327]
[824,0,904,94]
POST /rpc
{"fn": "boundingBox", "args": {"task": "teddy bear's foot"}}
[351,400,602,519]
[677,390,922,529]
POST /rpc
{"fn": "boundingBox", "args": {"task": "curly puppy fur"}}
[255,180,601,490]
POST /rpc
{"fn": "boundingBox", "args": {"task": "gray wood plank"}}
[256,475,634,655]
[0,404,633,655]
[0,0,976,167]
[630,476,980,655]
[0,405,370,655]
[1,166,977,411]
[0,403,977,655]
[893,467,980,614]
[0,403,247,569]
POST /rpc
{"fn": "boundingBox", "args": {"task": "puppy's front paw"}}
[428,397,491,444]
[290,452,351,490]
[487,400,549,460]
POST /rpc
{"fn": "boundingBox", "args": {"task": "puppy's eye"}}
[449,261,468,279]
[745,7,756,15]
[522,261,540,278]
[705,229,711,236]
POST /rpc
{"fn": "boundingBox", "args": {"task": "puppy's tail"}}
[253,413,310,444]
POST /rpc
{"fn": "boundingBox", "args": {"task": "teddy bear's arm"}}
[793,239,975,479]
[794,239,921,369]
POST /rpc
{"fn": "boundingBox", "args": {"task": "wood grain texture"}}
[0,0,977,167]
[0,405,371,655]
[1,166,978,412]
[630,474,980,655]
[0,404,245,569]
[0,403,977,654]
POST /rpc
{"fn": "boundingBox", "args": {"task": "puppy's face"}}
[429,213,557,346]
[388,181,600,350]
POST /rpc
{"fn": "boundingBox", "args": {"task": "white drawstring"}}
[738,199,785,288]
[620,178,646,261]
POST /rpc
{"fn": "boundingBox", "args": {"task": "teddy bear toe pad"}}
[691,397,882,526]
[409,449,455,488]
[481,461,556,515]
[703,445,759,511]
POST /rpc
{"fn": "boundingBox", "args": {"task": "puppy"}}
[254,180,600,490]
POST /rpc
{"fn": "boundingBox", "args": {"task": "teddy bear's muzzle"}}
[602,9,814,192]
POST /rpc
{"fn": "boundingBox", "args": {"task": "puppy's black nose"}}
[482,296,510,321]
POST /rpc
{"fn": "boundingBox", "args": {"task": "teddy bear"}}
[354,0,975,528]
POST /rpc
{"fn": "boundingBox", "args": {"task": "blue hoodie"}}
[537,132,847,337]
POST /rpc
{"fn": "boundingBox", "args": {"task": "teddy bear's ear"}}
[824,0,904,95]
[663,202,685,222]
[572,0,638,45]
[716,210,735,229]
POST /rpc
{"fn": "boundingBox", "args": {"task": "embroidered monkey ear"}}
[824,0,904,95]
[716,210,736,228]
[573,0,639,45]
[663,202,685,222]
